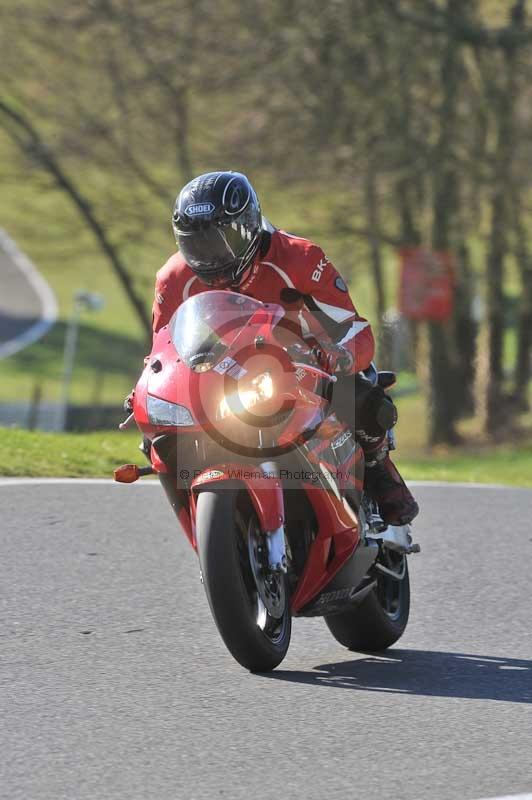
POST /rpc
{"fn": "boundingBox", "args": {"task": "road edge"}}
[0,477,530,491]
[0,228,58,359]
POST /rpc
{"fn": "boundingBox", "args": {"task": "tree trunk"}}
[395,176,421,374]
[363,163,389,366]
[396,176,421,248]
[511,194,532,411]
[514,302,532,410]
[428,0,462,445]
[485,190,507,429]
[452,243,477,417]
[0,99,152,341]
[482,8,521,433]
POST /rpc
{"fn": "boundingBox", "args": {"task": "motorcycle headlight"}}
[253,371,274,400]
[218,371,274,419]
[147,395,194,426]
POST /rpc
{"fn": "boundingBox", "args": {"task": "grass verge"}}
[1,427,531,486]
[400,449,532,487]
[0,428,141,478]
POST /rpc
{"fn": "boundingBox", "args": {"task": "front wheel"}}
[325,554,410,652]
[195,483,291,672]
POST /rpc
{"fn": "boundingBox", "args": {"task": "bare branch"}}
[377,0,532,50]
[0,98,152,339]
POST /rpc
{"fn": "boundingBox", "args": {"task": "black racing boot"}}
[363,437,419,526]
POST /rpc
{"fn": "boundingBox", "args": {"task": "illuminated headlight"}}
[253,371,273,400]
[147,395,194,426]
[218,371,274,419]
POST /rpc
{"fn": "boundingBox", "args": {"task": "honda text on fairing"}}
[115,290,420,672]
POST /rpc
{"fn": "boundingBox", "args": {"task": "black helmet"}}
[172,171,263,287]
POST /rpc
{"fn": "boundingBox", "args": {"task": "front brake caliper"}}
[266,526,288,573]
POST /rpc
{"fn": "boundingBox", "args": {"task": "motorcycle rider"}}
[149,171,418,526]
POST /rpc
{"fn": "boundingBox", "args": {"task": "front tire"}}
[325,556,410,652]
[195,483,291,672]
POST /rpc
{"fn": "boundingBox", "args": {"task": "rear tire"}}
[196,483,291,672]
[325,558,410,651]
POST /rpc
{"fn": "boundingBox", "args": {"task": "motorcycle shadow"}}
[266,649,532,704]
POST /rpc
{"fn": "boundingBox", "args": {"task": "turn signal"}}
[114,464,140,483]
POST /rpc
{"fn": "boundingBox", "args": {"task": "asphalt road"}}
[1,481,531,800]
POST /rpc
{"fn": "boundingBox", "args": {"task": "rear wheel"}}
[195,483,291,672]
[325,552,410,651]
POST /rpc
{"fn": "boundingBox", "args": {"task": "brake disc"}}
[247,518,286,620]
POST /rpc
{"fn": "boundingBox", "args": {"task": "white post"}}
[56,302,82,431]
[55,291,103,432]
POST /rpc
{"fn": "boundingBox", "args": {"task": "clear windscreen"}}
[170,290,264,371]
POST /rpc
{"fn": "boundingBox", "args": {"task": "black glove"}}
[357,382,398,437]
[312,342,354,374]
[123,390,135,414]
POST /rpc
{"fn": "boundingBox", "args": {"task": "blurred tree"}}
[511,186,532,412]
[0,0,530,443]
[378,0,532,439]
[0,98,152,338]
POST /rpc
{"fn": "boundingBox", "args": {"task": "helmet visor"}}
[177,224,253,275]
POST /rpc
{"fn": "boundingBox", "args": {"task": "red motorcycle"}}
[116,290,419,672]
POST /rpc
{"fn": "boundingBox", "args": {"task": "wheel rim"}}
[360,502,407,623]
[376,550,407,621]
[235,511,288,645]
[247,518,286,619]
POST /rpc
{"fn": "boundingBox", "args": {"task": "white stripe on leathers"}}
[311,296,358,324]
[261,260,295,289]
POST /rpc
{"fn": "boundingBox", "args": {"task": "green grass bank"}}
[1,427,530,486]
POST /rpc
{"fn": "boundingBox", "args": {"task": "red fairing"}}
[114,239,422,670]
[291,484,360,613]
[133,285,370,620]
[152,227,375,372]
[190,464,285,537]
[176,503,194,550]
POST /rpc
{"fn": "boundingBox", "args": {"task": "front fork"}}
[257,462,287,573]
[190,460,287,573]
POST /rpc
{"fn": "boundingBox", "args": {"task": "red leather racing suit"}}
[149,223,419,525]
[152,223,375,373]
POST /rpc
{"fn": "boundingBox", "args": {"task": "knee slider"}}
[359,386,398,437]
[376,394,398,432]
